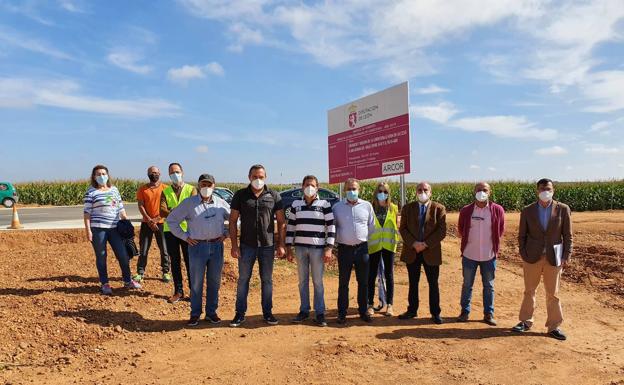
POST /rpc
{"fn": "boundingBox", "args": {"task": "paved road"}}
[0,205,142,229]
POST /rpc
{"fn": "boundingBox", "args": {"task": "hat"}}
[198,174,215,184]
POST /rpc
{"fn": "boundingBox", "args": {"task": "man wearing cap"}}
[167,174,230,327]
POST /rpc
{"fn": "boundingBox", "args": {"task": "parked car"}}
[214,187,234,205]
[0,182,19,208]
[279,187,340,219]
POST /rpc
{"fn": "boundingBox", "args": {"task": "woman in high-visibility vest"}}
[367,182,400,316]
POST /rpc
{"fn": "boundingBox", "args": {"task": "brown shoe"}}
[168,292,183,304]
[484,313,497,326]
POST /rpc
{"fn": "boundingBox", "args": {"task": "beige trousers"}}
[519,255,563,332]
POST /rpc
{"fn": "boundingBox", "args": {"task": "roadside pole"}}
[400,175,406,208]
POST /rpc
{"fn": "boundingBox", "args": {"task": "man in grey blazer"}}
[512,178,573,340]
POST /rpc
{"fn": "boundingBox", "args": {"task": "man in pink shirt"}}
[457,182,505,326]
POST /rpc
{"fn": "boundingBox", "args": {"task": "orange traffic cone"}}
[7,204,23,229]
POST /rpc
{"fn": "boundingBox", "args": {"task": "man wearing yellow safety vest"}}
[160,163,197,304]
[367,182,400,317]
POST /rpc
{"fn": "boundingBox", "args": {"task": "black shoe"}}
[264,314,279,325]
[229,313,245,327]
[291,311,310,323]
[205,314,221,324]
[484,313,497,326]
[457,311,469,322]
[398,311,417,320]
[359,314,373,323]
[187,316,200,327]
[549,328,567,341]
[432,315,443,324]
[512,321,531,332]
[314,314,328,327]
[336,315,347,325]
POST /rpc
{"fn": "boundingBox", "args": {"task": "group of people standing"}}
[83,163,572,340]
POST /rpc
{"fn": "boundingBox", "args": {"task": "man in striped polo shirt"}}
[285,175,335,327]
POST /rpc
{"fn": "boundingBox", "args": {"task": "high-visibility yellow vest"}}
[163,183,195,232]
[368,203,400,254]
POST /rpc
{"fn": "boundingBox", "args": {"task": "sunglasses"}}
[378,190,388,194]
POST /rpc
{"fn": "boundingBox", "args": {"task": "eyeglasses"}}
[378,190,388,194]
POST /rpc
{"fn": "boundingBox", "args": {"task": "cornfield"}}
[14,180,624,212]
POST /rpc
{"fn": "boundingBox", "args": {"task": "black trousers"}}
[337,243,369,317]
[406,253,441,316]
[137,222,170,274]
[367,249,395,305]
[165,231,190,295]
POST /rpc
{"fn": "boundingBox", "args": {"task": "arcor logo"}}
[382,160,405,175]
[348,104,357,128]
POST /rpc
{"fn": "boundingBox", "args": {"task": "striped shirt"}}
[286,198,335,248]
[83,186,125,229]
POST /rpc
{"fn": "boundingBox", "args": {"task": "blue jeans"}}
[337,243,369,317]
[295,246,325,315]
[235,243,275,317]
[91,227,131,285]
[460,256,496,315]
[189,241,224,318]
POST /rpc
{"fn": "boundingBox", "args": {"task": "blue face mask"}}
[170,172,182,185]
[377,192,388,201]
[346,190,359,201]
[96,175,108,186]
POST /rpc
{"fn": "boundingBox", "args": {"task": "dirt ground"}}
[1,211,623,385]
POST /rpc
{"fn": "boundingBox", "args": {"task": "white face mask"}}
[200,187,213,198]
[539,190,553,203]
[303,186,317,198]
[475,191,489,202]
[251,178,265,190]
[417,192,429,203]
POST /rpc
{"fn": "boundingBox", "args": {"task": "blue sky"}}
[1,0,623,184]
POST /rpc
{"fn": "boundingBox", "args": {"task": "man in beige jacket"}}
[512,178,573,340]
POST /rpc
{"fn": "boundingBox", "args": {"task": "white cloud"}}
[0,2,55,25]
[167,62,225,85]
[535,145,568,156]
[584,144,621,154]
[450,115,557,140]
[619,164,624,168]
[590,121,611,132]
[488,167,497,172]
[107,50,152,74]
[410,102,458,124]
[227,22,266,52]
[469,164,480,170]
[0,27,73,60]
[414,84,450,95]
[180,0,544,80]
[0,77,180,118]
[581,71,624,113]
[195,145,209,153]
[58,0,86,13]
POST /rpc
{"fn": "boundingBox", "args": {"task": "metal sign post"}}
[400,174,406,208]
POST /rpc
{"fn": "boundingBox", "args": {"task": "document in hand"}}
[553,243,564,266]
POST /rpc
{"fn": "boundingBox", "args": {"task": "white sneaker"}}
[366,306,374,316]
[385,304,394,317]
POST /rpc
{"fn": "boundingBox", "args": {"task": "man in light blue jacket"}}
[167,174,230,327]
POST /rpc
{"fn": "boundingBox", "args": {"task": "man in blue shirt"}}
[332,178,376,324]
[167,174,230,327]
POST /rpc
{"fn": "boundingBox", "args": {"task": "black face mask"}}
[148,174,160,183]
